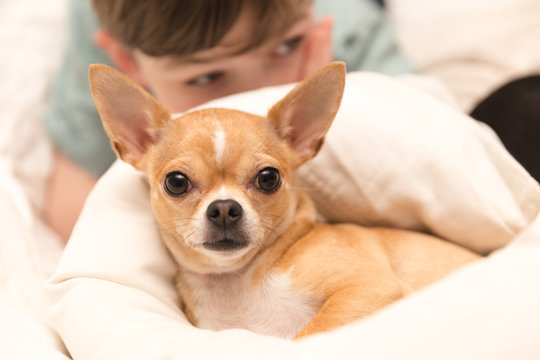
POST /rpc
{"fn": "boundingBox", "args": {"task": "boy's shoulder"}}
[315,0,413,75]
[43,0,116,176]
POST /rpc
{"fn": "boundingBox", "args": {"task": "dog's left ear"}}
[267,62,345,165]
[89,64,170,169]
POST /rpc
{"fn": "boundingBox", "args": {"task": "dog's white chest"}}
[187,270,319,339]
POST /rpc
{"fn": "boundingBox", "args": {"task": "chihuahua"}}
[89,62,479,339]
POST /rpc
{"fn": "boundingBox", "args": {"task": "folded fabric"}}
[0,299,69,360]
[48,71,540,359]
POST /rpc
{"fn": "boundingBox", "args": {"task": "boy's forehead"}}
[162,2,314,67]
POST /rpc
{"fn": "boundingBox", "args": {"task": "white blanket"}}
[48,72,540,359]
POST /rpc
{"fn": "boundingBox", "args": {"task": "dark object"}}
[471,75,540,182]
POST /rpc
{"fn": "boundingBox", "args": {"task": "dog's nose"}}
[206,200,243,228]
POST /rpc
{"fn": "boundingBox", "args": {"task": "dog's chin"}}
[197,242,258,274]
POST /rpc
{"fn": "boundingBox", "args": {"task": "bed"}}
[1,0,540,359]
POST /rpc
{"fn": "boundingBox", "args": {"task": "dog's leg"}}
[293,280,408,339]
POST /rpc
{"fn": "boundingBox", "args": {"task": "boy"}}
[43,0,412,242]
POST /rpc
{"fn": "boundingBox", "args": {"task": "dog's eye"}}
[256,167,281,193]
[164,172,190,197]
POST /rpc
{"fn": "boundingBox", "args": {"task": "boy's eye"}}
[187,71,224,86]
[272,36,303,57]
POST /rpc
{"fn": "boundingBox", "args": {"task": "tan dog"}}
[89,62,480,339]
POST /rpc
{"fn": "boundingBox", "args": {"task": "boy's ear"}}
[267,62,346,166]
[89,64,170,169]
[93,29,148,87]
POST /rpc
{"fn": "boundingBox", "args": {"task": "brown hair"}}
[92,0,309,57]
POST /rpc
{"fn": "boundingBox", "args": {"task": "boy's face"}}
[98,4,332,113]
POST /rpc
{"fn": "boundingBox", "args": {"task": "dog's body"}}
[90,62,480,339]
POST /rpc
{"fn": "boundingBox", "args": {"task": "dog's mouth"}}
[203,238,249,252]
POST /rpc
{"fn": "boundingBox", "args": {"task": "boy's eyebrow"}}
[163,50,233,68]
[162,41,249,67]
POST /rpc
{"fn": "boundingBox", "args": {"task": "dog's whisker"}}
[255,223,278,236]
[255,203,280,212]
[259,213,283,220]
[159,217,200,228]
[182,230,199,242]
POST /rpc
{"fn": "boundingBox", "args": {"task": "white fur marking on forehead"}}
[213,122,227,166]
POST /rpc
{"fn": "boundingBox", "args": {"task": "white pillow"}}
[48,72,540,360]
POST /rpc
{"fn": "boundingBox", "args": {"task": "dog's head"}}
[90,62,345,274]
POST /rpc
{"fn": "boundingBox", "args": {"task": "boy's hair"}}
[92,0,310,57]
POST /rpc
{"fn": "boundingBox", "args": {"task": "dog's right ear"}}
[267,62,345,167]
[89,64,170,169]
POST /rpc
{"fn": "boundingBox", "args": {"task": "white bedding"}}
[2,0,540,359]
[0,0,68,358]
